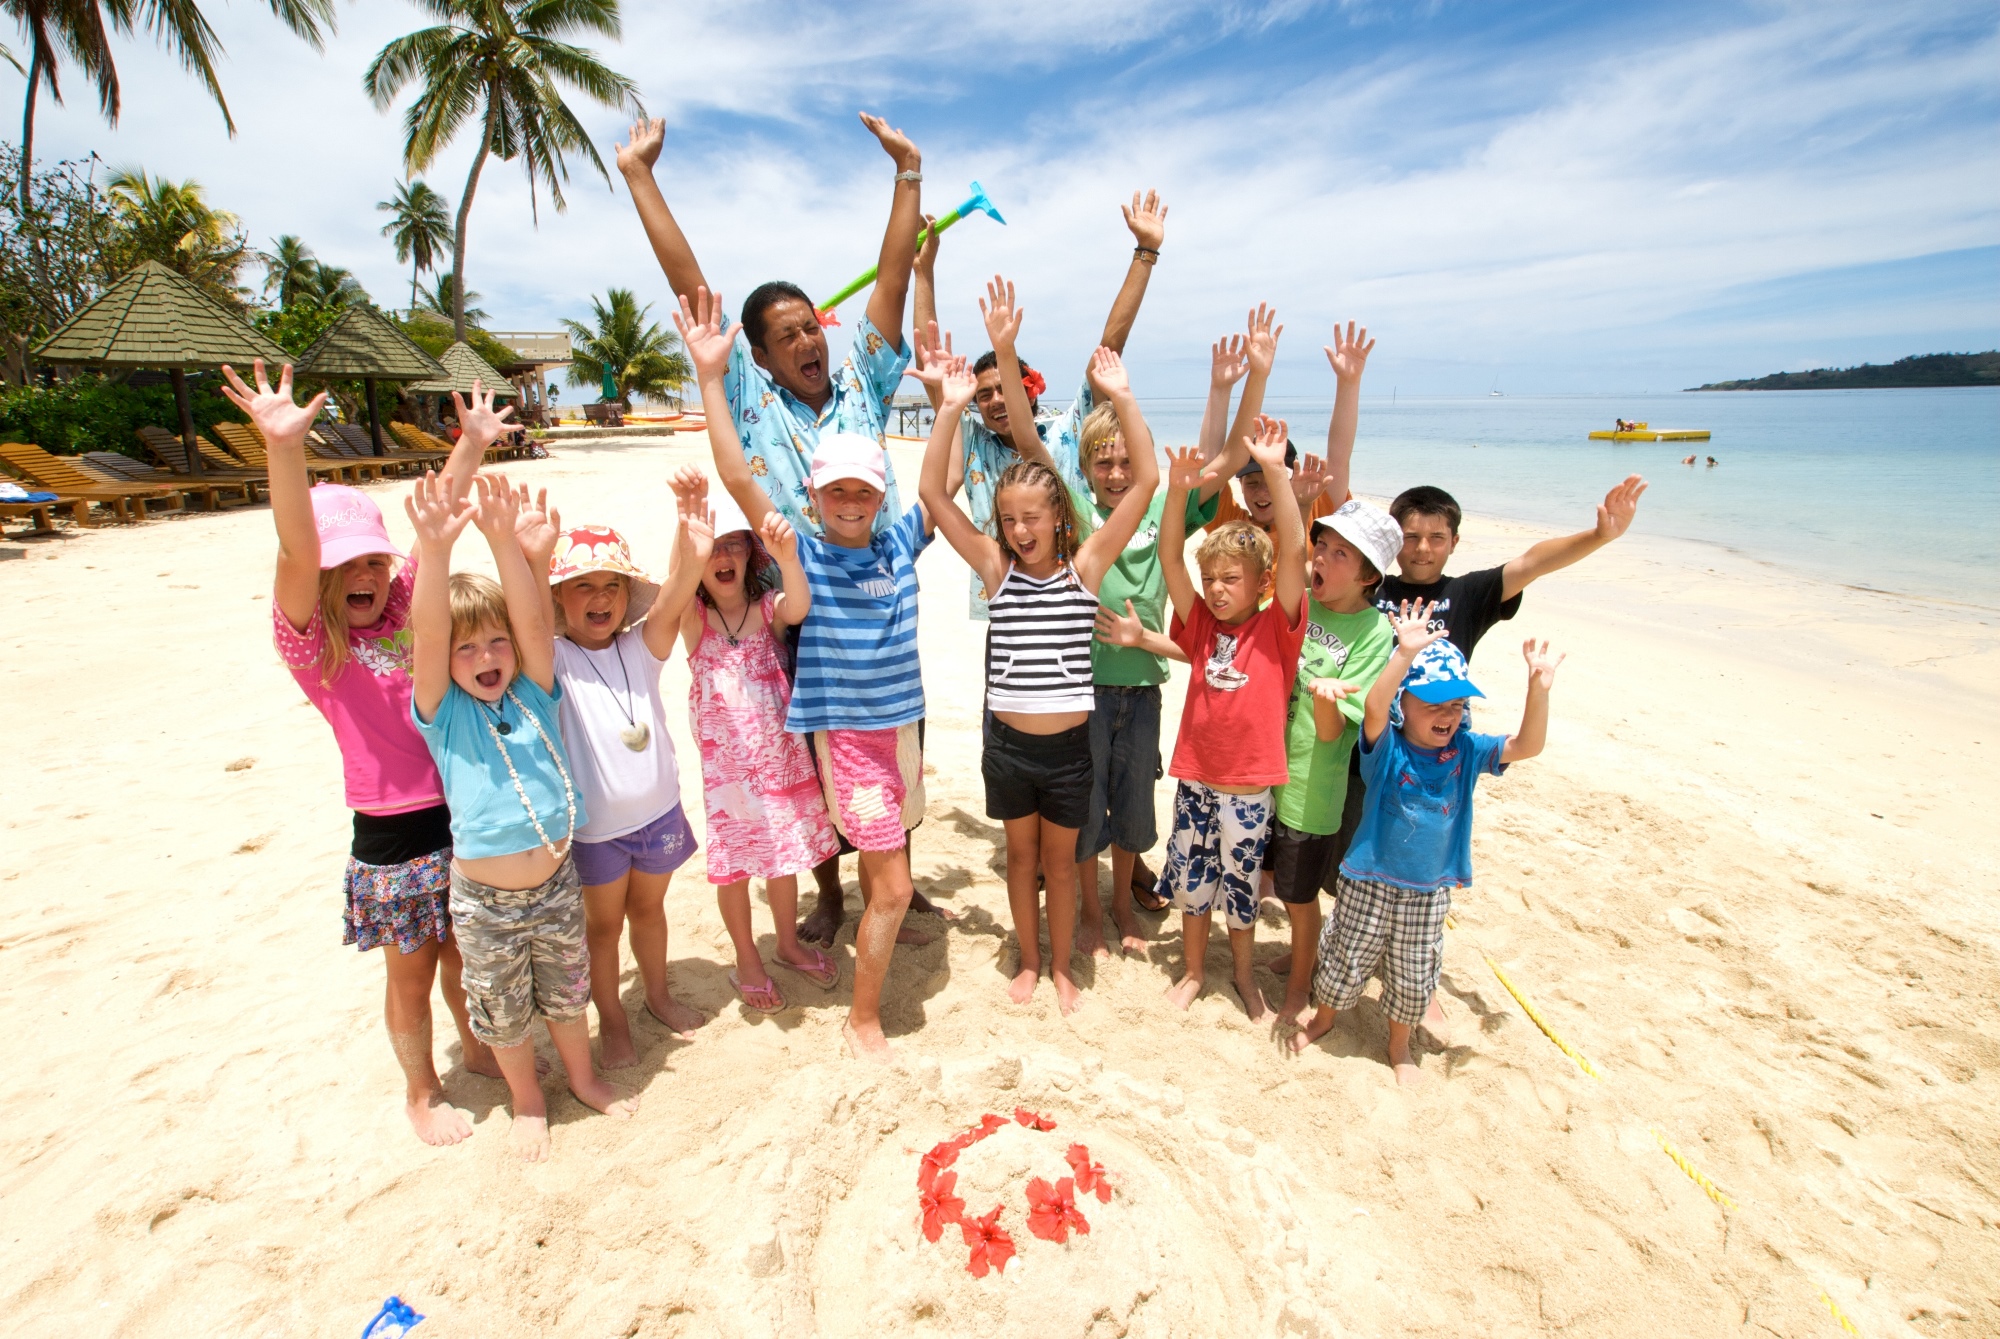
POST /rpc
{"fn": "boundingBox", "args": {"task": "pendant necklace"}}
[717,599,753,646]
[479,697,513,735]
[580,635,650,751]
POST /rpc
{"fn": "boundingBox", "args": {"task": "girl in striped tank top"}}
[917,339,1160,1015]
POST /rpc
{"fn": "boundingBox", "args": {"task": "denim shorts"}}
[1076,684,1163,861]
[572,804,697,886]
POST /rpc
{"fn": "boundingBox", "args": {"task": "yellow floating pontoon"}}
[1587,421,1711,441]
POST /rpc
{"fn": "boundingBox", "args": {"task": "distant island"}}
[1687,351,1999,391]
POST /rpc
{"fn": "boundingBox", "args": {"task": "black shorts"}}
[1318,749,1367,898]
[352,803,452,865]
[983,713,1093,830]
[1264,817,1341,904]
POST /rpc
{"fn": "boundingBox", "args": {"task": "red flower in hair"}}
[1026,1176,1091,1243]
[1014,1106,1056,1131]
[1066,1144,1112,1203]
[1021,367,1046,398]
[815,307,840,328]
[920,1170,965,1242]
[962,1205,1016,1277]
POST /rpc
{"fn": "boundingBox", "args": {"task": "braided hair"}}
[991,460,1084,569]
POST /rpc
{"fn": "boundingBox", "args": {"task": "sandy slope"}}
[2,433,1995,1337]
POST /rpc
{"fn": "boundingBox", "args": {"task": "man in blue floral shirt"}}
[617,111,924,537]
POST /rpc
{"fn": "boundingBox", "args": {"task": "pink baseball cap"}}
[809,432,887,493]
[311,484,406,569]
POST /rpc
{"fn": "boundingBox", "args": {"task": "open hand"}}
[1323,320,1375,382]
[453,379,517,451]
[1291,452,1327,503]
[759,512,798,563]
[513,484,562,570]
[672,287,737,382]
[471,472,521,540]
[668,464,709,512]
[1245,415,1290,475]
[860,111,920,172]
[1308,677,1361,706]
[616,117,665,175]
[219,360,326,447]
[1086,346,1131,400]
[914,318,955,372]
[1390,600,1447,655]
[1164,445,1215,493]
[1245,303,1283,378]
[405,469,475,551]
[1094,599,1148,648]
[1122,189,1168,251]
[979,274,1025,351]
[676,487,716,563]
[1595,474,1647,541]
[1522,638,1565,690]
[1210,335,1248,391]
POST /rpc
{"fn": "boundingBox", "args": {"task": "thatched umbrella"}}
[406,340,519,437]
[34,260,292,479]
[294,305,447,456]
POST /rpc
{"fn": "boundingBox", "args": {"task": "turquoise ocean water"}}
[1131,388,2000,609]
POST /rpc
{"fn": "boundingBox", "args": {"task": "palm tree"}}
[364,0,639,341]
[562,288,690,404]
[299,259,368,308]
[376,178,452,315]
[416,272,487,327]
[106,167,249,302]
[258,233,315,308]
[8,0,335,211]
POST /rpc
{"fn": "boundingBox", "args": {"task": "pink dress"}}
[689,593,840,884]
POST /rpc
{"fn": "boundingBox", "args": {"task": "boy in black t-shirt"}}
[1375,475,1647,659]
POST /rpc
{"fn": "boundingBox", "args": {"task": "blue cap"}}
[1401,639,1483,704]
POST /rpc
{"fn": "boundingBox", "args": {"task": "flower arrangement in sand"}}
[915,1107,1119,1277]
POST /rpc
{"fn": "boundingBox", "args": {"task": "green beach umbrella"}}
[294,305,447,456]
[34,260,292,479]
[600,367,619,402]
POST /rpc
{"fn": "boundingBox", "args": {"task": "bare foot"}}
[646,997,708,1038]
[599,1023,639,1071]
[510,1114,551,1162]
[1388,1031,1424,1086]
[1418,994,1453,1047]
[1053,970,1083,1017]
[1118,930,1148,958]
[1266,953,1292,976]
[799,899,845,948]
[1077,920,1110,960]
[896,923,935,947]
[843,1017,895,1064]
[1232,974,1268,1023]
[1273,992,1312,1031]
[1394,1059,1426,1087]
[909,889,958,921]
[1008,966,1040,1004]
[569,1075,640,1118]
[1164,975,1202,1010]
[405,1091,473,1146]
[1289,1010,1335,1054]
[465,1048,551,1080]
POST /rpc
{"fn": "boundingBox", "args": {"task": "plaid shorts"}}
[449,856,591,1048]
[1309,872,1451,1025]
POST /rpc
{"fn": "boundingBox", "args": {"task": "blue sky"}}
[8,0,1998,395]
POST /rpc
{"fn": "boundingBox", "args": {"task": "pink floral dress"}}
[689,592,840,884]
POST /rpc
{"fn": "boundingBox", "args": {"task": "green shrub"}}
[0,374,240,457]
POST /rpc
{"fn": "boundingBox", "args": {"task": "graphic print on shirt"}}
[1378,593,1451,635]
[1394,746,1465,828]
[1205,630,1250,691]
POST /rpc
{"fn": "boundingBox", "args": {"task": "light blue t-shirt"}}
[413,675,587,860]
[1340,722,1507,892]
[785,502,934,733]
[723,313,908,538]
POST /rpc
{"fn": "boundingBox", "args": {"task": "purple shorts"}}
[572,804,697,886]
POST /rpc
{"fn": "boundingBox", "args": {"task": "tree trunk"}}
[19,50,39,212]
[365,376,384,455]
[449,93,500,343]
[172,368,206,480]
[410,257,419,318]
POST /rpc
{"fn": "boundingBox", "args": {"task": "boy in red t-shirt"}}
[1155,419,1308,1019]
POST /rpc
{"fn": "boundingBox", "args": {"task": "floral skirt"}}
[342,847,453,955]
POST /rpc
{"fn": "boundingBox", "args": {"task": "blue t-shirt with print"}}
[785,502,934,733]
[724,313,909,538]
[1341,722,1507,891]
[413,675,586,861]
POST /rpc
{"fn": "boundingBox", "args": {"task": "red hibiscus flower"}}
[1026,1176,1091,1243]
[1014,1106,1056,1131]
[972,1113,1008,1141]
[1021,366,1046,398]
[920,1170,965,1243]
[815,307,840,328]
[919,1139,961,1192]
[962,1205,1016,1277]
[1065,1143,1113,1203]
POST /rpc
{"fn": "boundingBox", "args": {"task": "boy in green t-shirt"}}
[1264,499,1402,1025]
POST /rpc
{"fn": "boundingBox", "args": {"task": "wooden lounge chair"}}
[0,442,185,521]
[1,495,97,532]
[133,425,271,500]
[392,420,522,466]
[210,421,359,483]
[326,422,448,471]
[82,451,256,511]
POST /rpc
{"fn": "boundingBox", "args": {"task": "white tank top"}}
[985,564,1099,713]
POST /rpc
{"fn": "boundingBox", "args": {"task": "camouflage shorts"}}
[448,855,590,1048]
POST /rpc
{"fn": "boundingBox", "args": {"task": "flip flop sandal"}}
[1133,883,1171,914]
[729,970,786,1015]
[776,947,840,990]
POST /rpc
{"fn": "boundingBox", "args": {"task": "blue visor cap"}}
[1401,639,1484,704]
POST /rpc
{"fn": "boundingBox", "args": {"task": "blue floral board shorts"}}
[1155,780,1273,931]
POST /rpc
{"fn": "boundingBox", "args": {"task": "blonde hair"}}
[448,572,514,652]
[1078,402,1121,471]
[992,460,1084,567]
[1196,519,1273,580]
[313,568,354,685]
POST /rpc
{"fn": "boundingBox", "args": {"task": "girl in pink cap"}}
[225,360,508,1146]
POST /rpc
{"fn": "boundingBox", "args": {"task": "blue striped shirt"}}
[785,503,933,733]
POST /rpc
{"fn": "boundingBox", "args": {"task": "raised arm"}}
[759,512,812,627]
[512,483,562,643]
[1500,475,1647,600]
[913,343,1008,593]
[673,286,777,530]
[979,275,1047,462]
[860,112,924,354]
[1321,321,1374,507]
[660,469,716,659]
[1073,348,1159,594]
[912,215,943,411]
[1248,416,1306,621]
[1502,639,1563,764]
[1158,447,1209,622]
[1196,334,1246,462]
[617,117,711,303]
[221,359,328,633]
[442,380,516,501]
[404,469,476,722]
[1099,190,1168,353]
[473,474,555,694]
[1364,601,1444,746]
[1222,304,1282,475]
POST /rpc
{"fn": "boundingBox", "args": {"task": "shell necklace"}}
[577,634,650,751]
[481,687,577,860]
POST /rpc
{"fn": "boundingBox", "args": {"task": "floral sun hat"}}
[547,525,660,633]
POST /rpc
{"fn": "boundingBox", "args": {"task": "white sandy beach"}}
[3,431,1996,1337]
